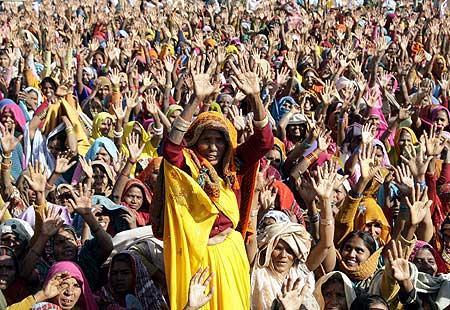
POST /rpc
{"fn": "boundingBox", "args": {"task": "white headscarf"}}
[313,271,357,310]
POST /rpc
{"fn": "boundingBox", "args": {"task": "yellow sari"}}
[163,150,250,310]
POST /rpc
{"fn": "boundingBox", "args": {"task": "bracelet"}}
[152,124,164,135]
[1,161,11,170]
[172,116,191,132]
[114,128,124,138]
[320,217,333,226]
[251,209,259,217]
[128,158,137,165]
[308,212,320,223]
[2,153,11,159]
[37,109,47,120]
[253,114,269,129]
[65,126,74,134]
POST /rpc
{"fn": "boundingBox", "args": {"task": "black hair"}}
[40,76,58,91]
[340,231,377,255]
[350,294,388,310]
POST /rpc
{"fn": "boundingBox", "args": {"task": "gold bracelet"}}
[172,116,191,132]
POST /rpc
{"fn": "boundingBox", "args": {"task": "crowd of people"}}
[0,0,450,309]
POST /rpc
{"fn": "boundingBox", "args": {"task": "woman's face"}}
[287,124,306,142]
[131,124,143,143]
[97,85,111,101]
[434,110,449,128]
[303,71,315,89]
[340,236,371,267]
[123,186,144,210]
[50,277,82,310]
[373,146,384,166]
[413,248,438,276]
[110,258,134,295]
[82,70,92,85]
[168,110,181,125]
[93,205,111,231]
[265,149,282,170]
[218,95,233,115]
[99,118,113,136]
[41,82,55,99]
[367,116,380,129]
[92,53,104,68]
[92,166,110,194]
[195,129,226,167]
[322,279,347,310]
[271,239,295,274]
[27,91,39,109]
[442,228,450,249]
[0,54,9,68]
[363,221,382,241]
[95,147,113,165]
[398,130,412,150]
[1,110,14,131]
[332,185,347,214]
[53,229,78,261]
[0,255,16,290]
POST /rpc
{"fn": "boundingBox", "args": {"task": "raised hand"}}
[163,56,175,73]
[125,91,139,110]
[112,101,126,121]
[120,207,137,229]
[361,123,375,145]
[387,240,411,283]
[228,105,246,132]
[422,124,446,156]
[79,156,93,179]
[393,163,414,196]
[190,54,217,99]
[0,123,22,155]
[358,143,380,181]
[185,267,214,310]
[144,90,159,116]
[317,128,332,152]
[68,184,93,217]
[228,54,261,96]
[42,272,71,300]
[311,160,347,201]
[258,185,278,211]
[320,80,338,106]
[126,132,145,163]
[405,184,432,226]
[277,276,309,310]
[109,68,121,86]
[23,161,47,193]
[41,207,64,237]
[400,142,432,179]
[54,152,76,174]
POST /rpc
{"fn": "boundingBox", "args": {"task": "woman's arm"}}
[111,133,144,203]
[69,185,113,262]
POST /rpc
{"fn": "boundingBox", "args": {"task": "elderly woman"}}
[250,161,339,309]
[313,271,357,310]
[156,57,273,309]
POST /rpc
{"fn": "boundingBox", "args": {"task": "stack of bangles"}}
[305,150,319,165]
[114,128,123,138]
[1,153,11,170]
[308,212,320,224]
[172,116,191,132]
[152,124,164,135]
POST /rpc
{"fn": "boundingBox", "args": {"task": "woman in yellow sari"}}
[157,56,273,309]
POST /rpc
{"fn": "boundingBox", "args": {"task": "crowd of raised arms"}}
[1,0,450,309]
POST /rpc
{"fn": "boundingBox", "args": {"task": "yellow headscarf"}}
[389,127,419,165]
[91,112,115,141]
[121,121,158,176]
[41,98,90,156]
[354,197,391,246]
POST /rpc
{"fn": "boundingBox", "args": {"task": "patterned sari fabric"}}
[98,251,167,309]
